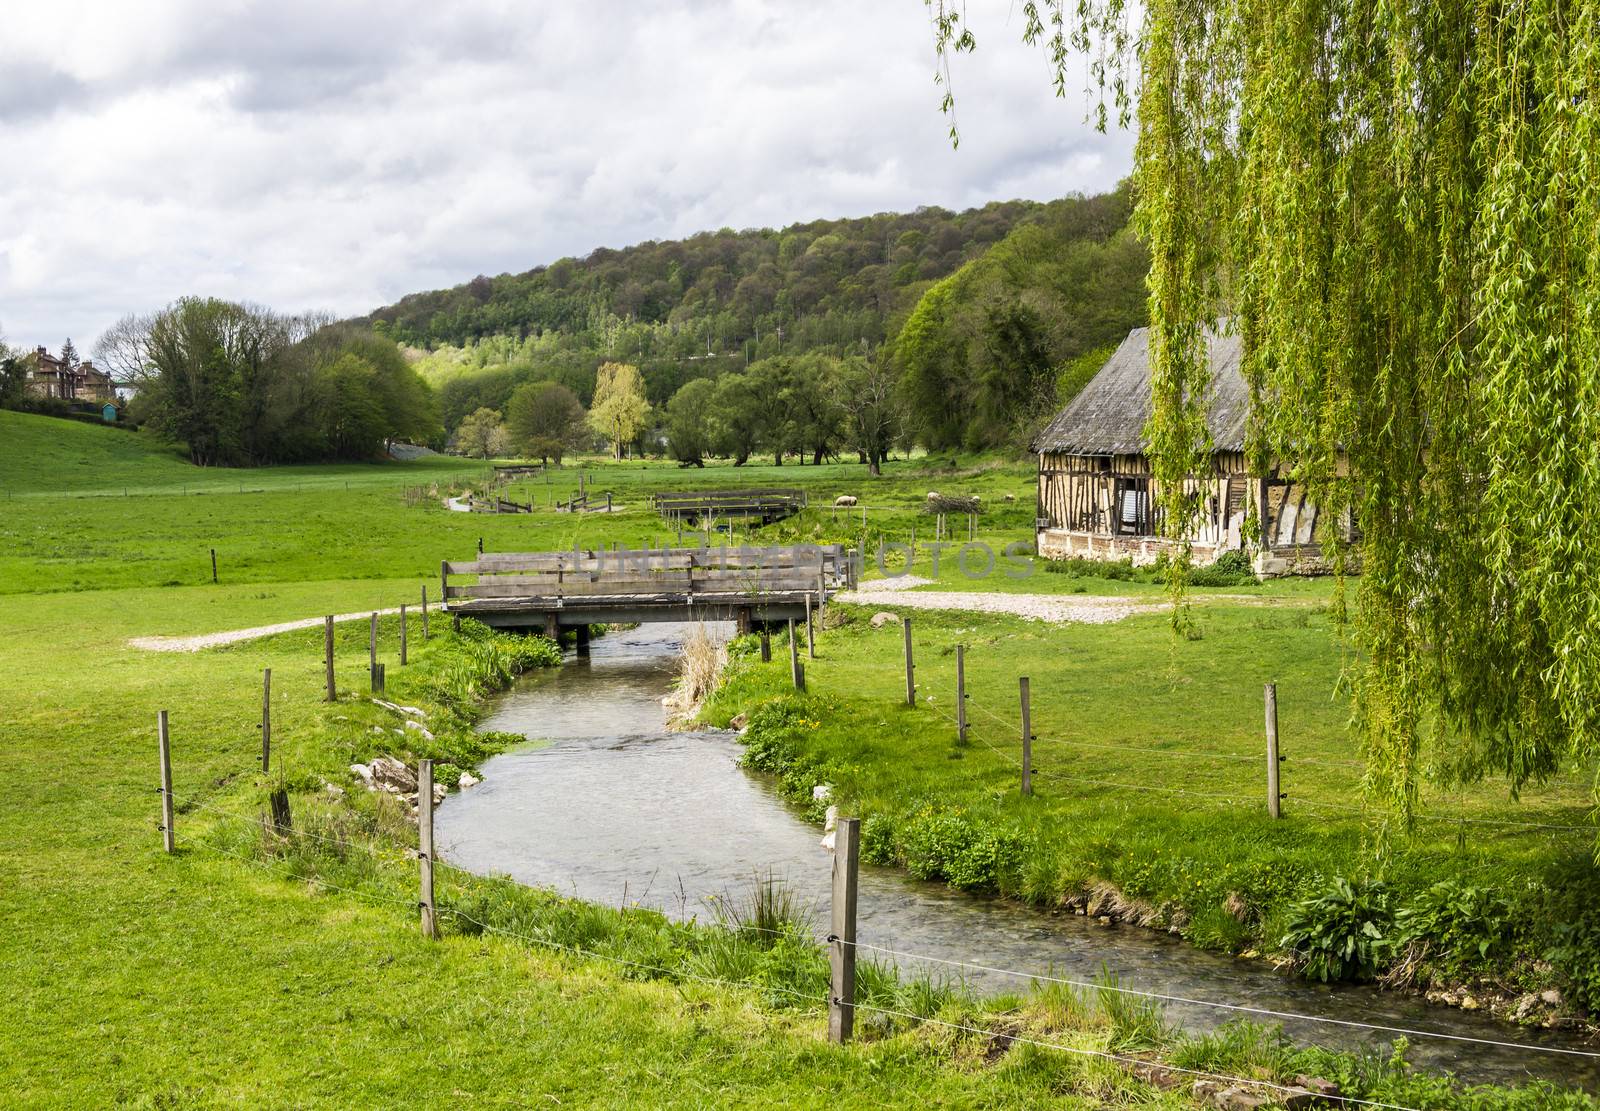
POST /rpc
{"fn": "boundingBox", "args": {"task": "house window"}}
[1114,477,1150,535]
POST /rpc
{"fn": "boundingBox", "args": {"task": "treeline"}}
[377,187,1145,459]
[98,299,440,466]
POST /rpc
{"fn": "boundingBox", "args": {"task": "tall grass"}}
[665,623,727,723]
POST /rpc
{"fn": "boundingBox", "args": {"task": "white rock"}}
[1541,988,1563,1006]
[324,784,345,800]
[812,784,832,802]
[869,611,898,628]
[820,804,840,852]
[458,772,480,788]
[403,720,436,741]
[349,763,374,787]
[372,698,427,719]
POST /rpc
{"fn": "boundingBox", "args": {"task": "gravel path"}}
[129,607,406,653]
[837,583,1165,624]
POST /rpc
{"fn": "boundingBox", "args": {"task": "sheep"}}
[1004,493,1017,502]
[834,494,858,507]
[926,491,941,500]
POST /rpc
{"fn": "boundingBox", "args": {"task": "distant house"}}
[1033,326,1348,576]
[25,346,115,402]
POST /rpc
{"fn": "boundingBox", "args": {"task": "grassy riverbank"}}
[703,605,1600,1030]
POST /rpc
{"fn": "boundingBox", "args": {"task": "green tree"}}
[665,378,717,466]
[314,353,387,459]
[935,0,1600,820]
[506,381,587,464]
[746,357,798,465]
[588,361,651,459]
[452,407,504,460]
[709,372,762,465]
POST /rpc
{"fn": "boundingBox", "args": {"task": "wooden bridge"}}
[440,544,854,634]
[650,488,807,526]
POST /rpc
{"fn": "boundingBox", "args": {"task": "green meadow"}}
[2,409,1595,1107]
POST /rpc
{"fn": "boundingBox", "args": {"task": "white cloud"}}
[0,0,1134,347]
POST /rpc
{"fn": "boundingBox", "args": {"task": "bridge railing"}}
[440,544,852,610]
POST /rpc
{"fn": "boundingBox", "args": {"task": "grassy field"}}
[4,410,1596,1107]
[702,602,1600,1018]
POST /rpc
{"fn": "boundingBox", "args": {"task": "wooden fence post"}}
[795,661,806,692]
[760,627,771,662]
[1019,676,1033,796]
[1265,681,1282,818]
[324,616,336,701]
[260,668,272,773]
[210,548,218,583]
[788,619,801,689]
[829,816,860,1044]
[956,644,968,744]
[158,710,174,853]
[418,758,438,939]
[421,586,430,640]
[806,594,816,659]
[477,536,484,554]
[400,605,408,666]
[902,617,915,706]
[369,613,378,692]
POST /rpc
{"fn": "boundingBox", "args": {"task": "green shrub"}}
[1393,881,1515,983]
[898,808,1023,891]
[1280,876,1394,982]
[1547,908,1600,1013]
[1187,548,1258,586]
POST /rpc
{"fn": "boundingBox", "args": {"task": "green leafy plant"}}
[1279,877,1394,982]
[1393,882,1515,984]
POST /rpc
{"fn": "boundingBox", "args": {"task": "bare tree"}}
[94,313,156,385]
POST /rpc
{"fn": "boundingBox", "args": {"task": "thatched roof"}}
[1033,326,1248,456]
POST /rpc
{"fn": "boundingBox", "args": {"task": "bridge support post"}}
[736,608,751,636]
[544,612,559,642]
[806,595,816,658]
[575,624,590,656]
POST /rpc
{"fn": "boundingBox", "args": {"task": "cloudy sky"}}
[0,1,1134,351]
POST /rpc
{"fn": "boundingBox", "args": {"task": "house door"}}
[1114,477,1150,535]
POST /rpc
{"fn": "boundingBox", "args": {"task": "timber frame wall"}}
[1035,450,1333,575]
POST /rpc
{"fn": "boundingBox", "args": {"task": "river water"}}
[434,622,1597,1091]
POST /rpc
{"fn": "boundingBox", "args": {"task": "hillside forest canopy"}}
[932,0,1600,827]
[375,187,1147,459]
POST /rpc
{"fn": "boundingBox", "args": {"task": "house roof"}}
[1034,326,1249,455]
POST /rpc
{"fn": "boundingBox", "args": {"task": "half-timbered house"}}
[1033,326,1340,576]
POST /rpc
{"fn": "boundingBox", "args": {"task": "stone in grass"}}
[458,772,480,788]
[403,719,436,742]
[369,754,417,794]
[869,611,898,628]
[1292,1076,1343,1102]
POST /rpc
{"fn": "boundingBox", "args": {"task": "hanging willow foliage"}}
[933,1,1600,824]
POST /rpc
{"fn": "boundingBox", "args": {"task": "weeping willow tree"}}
[934,1,1600,825]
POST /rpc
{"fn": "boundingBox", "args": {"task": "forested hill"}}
[361,187,1147,454]
[365,196,1116,350]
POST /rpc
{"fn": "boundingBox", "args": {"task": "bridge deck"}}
[441,545,851,630]
[650,488,807,524]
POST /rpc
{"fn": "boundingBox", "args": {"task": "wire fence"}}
[166,790,1600,1069]
[900,638,1597,836]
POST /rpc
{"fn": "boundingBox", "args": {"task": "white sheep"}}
[926,491,941,500]
[834,494,858,507]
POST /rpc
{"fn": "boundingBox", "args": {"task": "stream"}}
[434,622,1598,1092]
